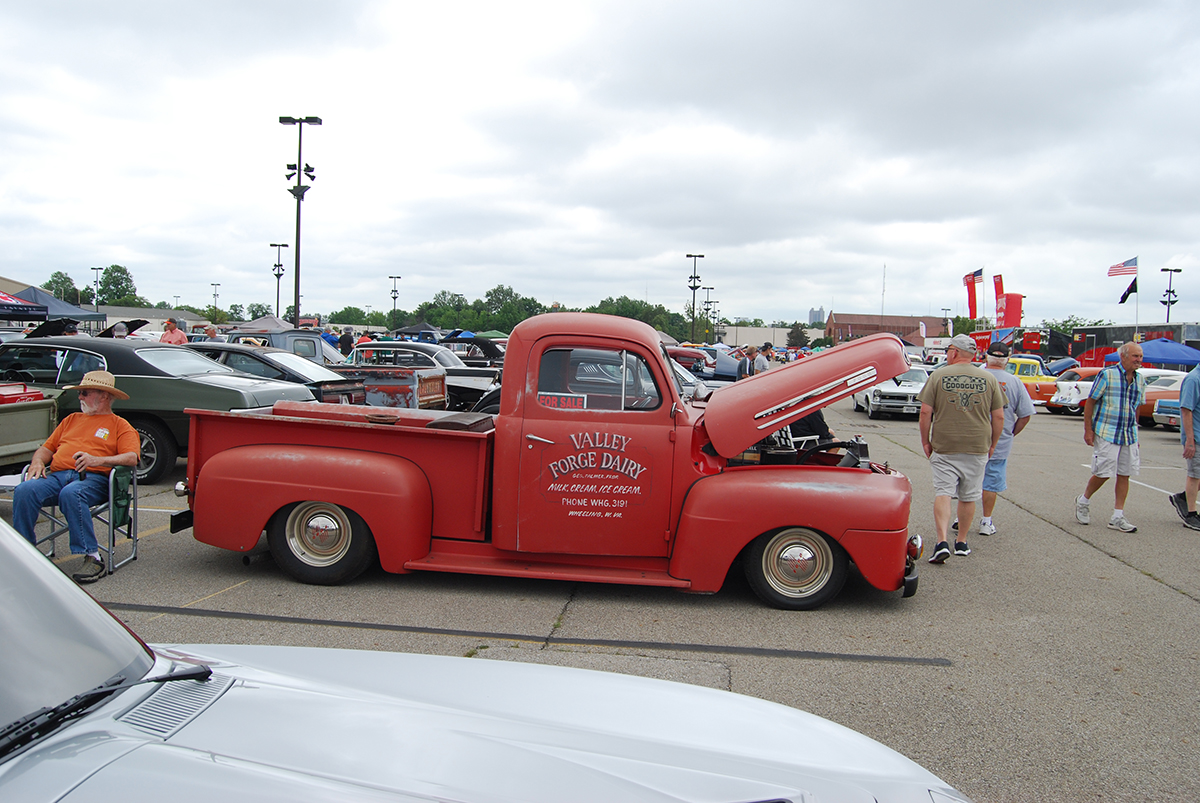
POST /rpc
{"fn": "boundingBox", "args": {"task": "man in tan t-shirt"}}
[918,334,1005,564]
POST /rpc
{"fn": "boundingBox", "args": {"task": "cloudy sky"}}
[2,1,1197,329]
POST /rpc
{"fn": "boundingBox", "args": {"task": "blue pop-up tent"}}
[1104,338,1200,367]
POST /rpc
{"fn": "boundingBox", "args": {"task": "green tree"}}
[385,308,407,331]
[228,304,244,320]
[154,301,171,309]
[97,265,138,305]
[365,310,387,327]
[42,271,78,301]
[284,305,296,326]
[787,322,809,348]
[949,315,991,336]
[329,306,367,325]
[246,303,272,319]
[205,306,229,325]
[1038,315,1112,335]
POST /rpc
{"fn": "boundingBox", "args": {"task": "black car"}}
[0,337,314,483]
[187,342,366,404]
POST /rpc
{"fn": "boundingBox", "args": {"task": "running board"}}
[405,552,691,588]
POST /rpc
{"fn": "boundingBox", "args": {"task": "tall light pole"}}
[211,284,220,321]
[701,286,714,343]
[270,243,289,317]
[1162,268,1182,323]
[941,307,952,336]
[279,115,322,327]
[173,295,180,309]
[92,267,103,312]
[686,254,703,342]
[389,275,401,327]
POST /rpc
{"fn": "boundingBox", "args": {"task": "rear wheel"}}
[1139,417,1156,428]
[743,527,848,610]
[267,501,377,585]
[130,419,177,484]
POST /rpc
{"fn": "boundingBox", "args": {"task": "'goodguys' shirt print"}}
[918,364,1005,454]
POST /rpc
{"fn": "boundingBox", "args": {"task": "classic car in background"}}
[1139,374,1185,428]
[1047,367,1104,414]
[0,337,313,483]
[0,524,970,802]
[1154,397,1182,430]
[340,340,496,411]
[1005,355,1059,405]
[1049,367,1185,420]
[439,335,506,367]
[332,341,451,410]
[187,342,366,404]
[852,365,932,419]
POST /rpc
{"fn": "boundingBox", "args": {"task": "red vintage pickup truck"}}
[173,313,920,609]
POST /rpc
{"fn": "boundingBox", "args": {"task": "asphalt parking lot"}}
[5,399,1199,802]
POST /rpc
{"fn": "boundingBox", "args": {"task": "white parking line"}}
[1079,464,1175,495]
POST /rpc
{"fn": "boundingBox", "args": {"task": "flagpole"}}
[1135,265,1140,338]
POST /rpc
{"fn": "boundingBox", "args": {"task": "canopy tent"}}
[1104,338,1200,367]
[395,321,442,335]
[13,285,106,321]
[232,314,293,331]
[0,291,47,321]
[474,329,509,339]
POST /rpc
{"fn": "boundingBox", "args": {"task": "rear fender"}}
[670,465,911,592]
[192,445,433,572]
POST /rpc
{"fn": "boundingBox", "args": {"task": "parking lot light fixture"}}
[279,116,322,326]
[686,254,704,342]
[271,243,289,317]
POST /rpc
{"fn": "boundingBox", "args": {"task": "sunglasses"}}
[77,389,105,398]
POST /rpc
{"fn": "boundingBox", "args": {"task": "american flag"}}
[1108,257,1138,276]
[962,269,983,286]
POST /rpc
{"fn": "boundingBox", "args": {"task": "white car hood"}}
[6,646,962,803]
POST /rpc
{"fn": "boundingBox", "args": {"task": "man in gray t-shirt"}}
[976,341,1034,535]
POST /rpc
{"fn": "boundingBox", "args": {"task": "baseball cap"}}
[948,334,976,353]
[166,317,181,326]
[985,341,1011,357]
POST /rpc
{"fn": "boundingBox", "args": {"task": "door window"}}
[537,348,661,411]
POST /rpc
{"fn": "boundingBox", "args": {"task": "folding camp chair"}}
[31,465,138,575]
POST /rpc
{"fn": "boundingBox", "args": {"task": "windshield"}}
[1149,376,1182,388]
[137,347,234,376]
[432,348,465,368]
[896,368,929,383]
[0,522,154,727]
[268,351,345,382]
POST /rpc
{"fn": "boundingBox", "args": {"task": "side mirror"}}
[692,381,712,402]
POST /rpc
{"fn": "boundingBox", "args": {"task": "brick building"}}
[824,312,948,346]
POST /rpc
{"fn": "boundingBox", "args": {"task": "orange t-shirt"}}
[42,413,141,474]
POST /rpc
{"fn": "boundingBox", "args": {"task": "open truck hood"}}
[702,333,910,458]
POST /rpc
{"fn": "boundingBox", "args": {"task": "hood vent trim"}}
[118,672,234,739]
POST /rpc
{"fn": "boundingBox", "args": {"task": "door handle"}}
[526,434,555,445]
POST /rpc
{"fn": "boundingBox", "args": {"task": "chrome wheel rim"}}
[137,430,157,475]
[761,528,833,599]
[285,502,352,567]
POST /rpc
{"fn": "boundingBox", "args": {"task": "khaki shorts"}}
[1185,454,1200,479]
[1091,438,1139,478]
[930,451,988,502]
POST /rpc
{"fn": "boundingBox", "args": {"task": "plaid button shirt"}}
[1088,365,1145,445]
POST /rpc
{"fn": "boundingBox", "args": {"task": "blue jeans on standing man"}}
[13,470,110,555]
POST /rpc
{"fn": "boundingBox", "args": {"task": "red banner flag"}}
[964,269,981,318]
[1000,293,1023,327]
[993,274,1004,298]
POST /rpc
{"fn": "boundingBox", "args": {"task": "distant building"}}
[808,306,825,325]
[824,312,948,346]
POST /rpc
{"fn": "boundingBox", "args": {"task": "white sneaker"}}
[1075,496,1090,525]
[1107,516,1137,533]
[978,520,997,536]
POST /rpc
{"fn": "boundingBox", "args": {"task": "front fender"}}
[192,445,433,572]
[670,465,912,593]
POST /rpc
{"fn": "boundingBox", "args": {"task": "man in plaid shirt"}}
[1075,342,1145,532]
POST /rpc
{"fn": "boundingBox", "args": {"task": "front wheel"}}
[267,501,377,585]
[867,404,881,419]
[852,395,864,412]
[743,527,849,610]
[131,418,178,484]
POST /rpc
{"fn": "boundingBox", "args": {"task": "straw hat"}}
[65,370,129,400]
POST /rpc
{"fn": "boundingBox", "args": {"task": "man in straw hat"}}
[12,371,140,584]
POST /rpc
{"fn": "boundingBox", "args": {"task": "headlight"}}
[872,389,881,399]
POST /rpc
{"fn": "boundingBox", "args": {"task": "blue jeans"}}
[13,470,110,555]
